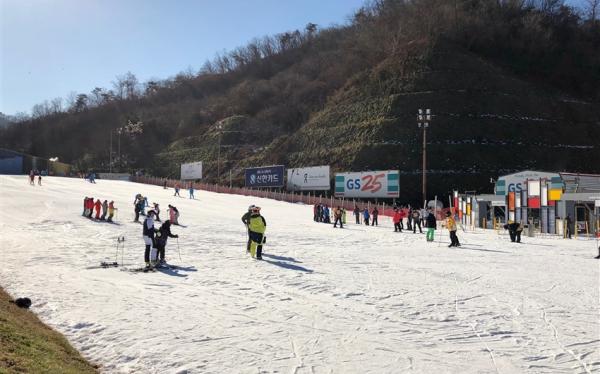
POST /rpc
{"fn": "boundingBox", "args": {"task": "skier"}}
[426,209,436,242]
[363,208,370,226]
[29,170,35,185]
[333,206,343,228]
[155,220,179,265]
[371,207,379,226]
[37,175,42,186]
[134,195,143,222]
[353,206,360,224]
[313,204,319,222]
[189,184,195,199]
[174,183,181,197]
[82,197,88,216]
[100,200,108,221]
[393,209,402,232]
[412,209,422,233]
[446,211,460,247]
[168,205,180,225]
[107,201,116,222]
[142,211,157,268]
[241,205,255,252]
[87,197,94,218]
[94,199,102,220]
[247,206,266,259]
[153,203,161,222]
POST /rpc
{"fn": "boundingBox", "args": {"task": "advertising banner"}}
[287,166,330,191]
[334,170,399,198]
[180,161,203,180]
[245,165,284,188]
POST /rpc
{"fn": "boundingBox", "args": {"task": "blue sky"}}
[0,0,588,116]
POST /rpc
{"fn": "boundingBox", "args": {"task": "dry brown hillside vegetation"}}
[1,0,599,203]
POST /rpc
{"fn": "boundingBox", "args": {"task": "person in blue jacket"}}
[363,208,370,226]
[323,205,331,223]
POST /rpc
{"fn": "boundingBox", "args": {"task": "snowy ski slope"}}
[0,175,598,373]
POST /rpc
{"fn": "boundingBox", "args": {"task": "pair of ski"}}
[124,263,184,273]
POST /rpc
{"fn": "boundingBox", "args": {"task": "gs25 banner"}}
[334,170,399,198]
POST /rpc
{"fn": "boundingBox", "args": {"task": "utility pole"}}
[418,109,432,207]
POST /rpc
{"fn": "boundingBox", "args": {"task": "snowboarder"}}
[412,209,422,233]
[371,207,379,226]
[94,199,102,220]
[155,220,178,265]
[363,208,370,226]
[189,184,195,199]
[174,183,181,197]
[168,205,180,225]
[333,206,343,228]
[353,206,360,224]
[426,209,436,242]
[247,206,266,259]
[446,211,460,247]
[142,211,157,267]
[242,205,255,252]
[393,209,402,232]
[100,200,108,220]
[107,201,116,222]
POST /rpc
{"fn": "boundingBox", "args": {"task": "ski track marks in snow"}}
[0,175,599,373]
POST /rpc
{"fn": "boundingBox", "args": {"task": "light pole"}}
[418,109,431,207]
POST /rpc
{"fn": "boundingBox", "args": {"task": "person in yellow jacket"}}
[247,206,266,260]
[107,201,116,223]
[446,211,460,247]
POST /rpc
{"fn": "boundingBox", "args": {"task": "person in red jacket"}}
[398,208,406,231]
[87,197,94,218]
[94,199,102,219]
[393,208,402,232]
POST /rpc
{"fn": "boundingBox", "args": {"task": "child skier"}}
[247,206,266,260]
[94,199,102,219]
[153,203,161,222]
[107,201,116,222]
[83,197,88,216]
[143,210,157,268]
[446,211,460,247]
[363,208,370,226]
[100,200,108,220]
[155,220,179,265]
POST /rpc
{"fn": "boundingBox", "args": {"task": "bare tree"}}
[50,97,63,113]
[585,0,599,20]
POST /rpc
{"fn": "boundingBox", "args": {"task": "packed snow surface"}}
[1,175,598,374]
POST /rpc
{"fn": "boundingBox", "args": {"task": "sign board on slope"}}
[245,165,284,188]
[181,161,203,180]
[334,170,399,198]
[287,166,330,191]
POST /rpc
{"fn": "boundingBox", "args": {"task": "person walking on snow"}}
[426,209,436,242]
[189,184,195,199]
[393,209,402,232]
[353,206,360,224]
[412,209,422,233]
[174,183,181,197]
[241,205,255,252]
[155,220,178,265]
[363,208,370,226]
[333,206,344,228]
[371,207,379,226]
[142,211,157,268]
[446,211,460,247]
[107,201,116,222]
[247,206,266,260]
[94,199,102,220]
[100,200,108,220]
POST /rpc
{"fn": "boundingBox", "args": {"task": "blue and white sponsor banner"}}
[286,166,330,191]
[245,165,284,188]
[334,170,399,198]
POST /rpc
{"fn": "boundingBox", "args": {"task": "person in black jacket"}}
[504,222,523,243]
[155,220,178,265]
[425,209,437,242]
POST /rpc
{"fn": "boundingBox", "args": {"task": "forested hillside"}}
[2,0,599,203]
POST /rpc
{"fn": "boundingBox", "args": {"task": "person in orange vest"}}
[94,199,102,220]
[446,211,460,247]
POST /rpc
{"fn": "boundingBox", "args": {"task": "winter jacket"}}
[363,210,370,219]
[426,213,436,228]
[446,216,457,231]
[393,211,401,224]
[143,216,155,238]
[94,200,102,211]
[353,208,360,216]
[248,214,266,234]
[241,211,252,225]
[412,211,420,220]
[108,202,115,215]
[156,221,178,246]
[334,208,342,219]
[372,208,379,217]
[102,200,108,212]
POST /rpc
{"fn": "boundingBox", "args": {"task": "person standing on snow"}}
[100,200,108,220]
[446,211,460,247]
[82,197,88,216]
[313,204,319,222]
[107,201,116,223]
[426,209,436,242]
[153,203,161,222]
[412,209,422,233]
[189,184,195,199]
[29,170,35,185]
[241,205,255,252]
[168,205,180,225]
[155,220,178,265]
[363,208,370,226]
[247,206,266,260]
[333,206,343,228]
[174,183,181,197]
[323,205,331,223]
[371,207,379,226]
[353,206,360,224]
[142,211,157,268]
[37,175,42,186]
[393,208,402,232]
[94,199,102,220]
[87,197,94,218]
[407,208,413,231]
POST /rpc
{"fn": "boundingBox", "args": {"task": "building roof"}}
[559,173,600,193]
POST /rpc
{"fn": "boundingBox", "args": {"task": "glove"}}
[174,235,179,238]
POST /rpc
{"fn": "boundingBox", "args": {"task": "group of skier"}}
[82,197,116,222]
[28,170,42,186]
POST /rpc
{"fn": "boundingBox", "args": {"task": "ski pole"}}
[176,237,182,261]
